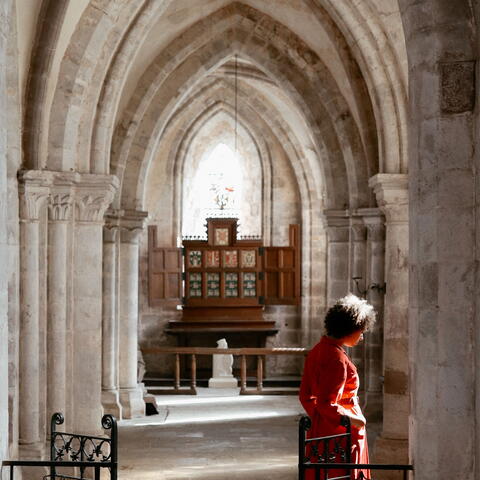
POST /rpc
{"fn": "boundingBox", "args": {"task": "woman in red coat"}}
[299,294,376,480]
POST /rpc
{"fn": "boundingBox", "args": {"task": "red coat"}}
[299,336,370,480]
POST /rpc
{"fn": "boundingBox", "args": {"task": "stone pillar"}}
[46,189,73,423]
[101,213,122,418]
[348,218,367,390]
[324,210,350,306]
[72,176,117,433]
[118,210,148,418]
[349,218,367,295]
[363,212,385,422]
[18,176,49,450]
[400,3,479,478]
[369,174,408,464]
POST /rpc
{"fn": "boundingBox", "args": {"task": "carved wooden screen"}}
[148,221,300,307]
[148,226,182,306]
[263,224,300,305]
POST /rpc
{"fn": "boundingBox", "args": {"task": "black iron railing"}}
[1,412,117,480]
[298,415,413,480]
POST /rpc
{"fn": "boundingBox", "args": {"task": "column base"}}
[119,386,145,418]
[19,442,47,480]
[373,436,409,479]
[19,441,46,459]
[102,389,123,419]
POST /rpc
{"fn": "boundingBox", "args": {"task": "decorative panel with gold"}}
[188,250,202,268]
[241,250,256,268]
[223,250,238,268]
[189,273,202,297]
[225,273,238,297]
[214,228,229,245]
[205,250,220,268]
[207,273,220,297]
[243,272,256,297]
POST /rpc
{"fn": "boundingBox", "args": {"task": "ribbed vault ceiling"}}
[21,0,408,211]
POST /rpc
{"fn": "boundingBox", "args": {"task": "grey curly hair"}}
[324,293,376,339]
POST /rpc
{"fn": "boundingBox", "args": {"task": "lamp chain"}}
[235,53,238,154]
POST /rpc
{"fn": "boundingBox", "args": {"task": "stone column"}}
[348,218,367,389]
[363,211,385,422]
[72,175,117,433]
[101,213,122,418]
[118,210,148,418]
[324,210,350,306]
[18,176,49,450]
[349,218,367,295]
[46,188,73,423]
[369,174,408,464]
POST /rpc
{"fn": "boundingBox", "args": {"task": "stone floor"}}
[118,388,380,480]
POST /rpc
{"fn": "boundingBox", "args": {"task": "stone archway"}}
[9,1,415,467]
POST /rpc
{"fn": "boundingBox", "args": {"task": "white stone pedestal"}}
[209,339,237,388]
[208,376,238,388]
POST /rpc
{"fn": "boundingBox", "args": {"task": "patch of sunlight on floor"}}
[118,390,305,479]
[120,455,298,480]
[153,394,266,406]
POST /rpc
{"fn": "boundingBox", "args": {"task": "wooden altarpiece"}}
[148,218,300,335]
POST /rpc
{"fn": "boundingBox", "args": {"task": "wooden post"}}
[256,355,264,392]
[240,355,247,393]
[174,353,180,391]
[190,354,197,394]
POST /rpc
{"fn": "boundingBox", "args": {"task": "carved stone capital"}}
[18,172,51,221]
[18,170,120,224]
[18,170,53,220]
[362,211,386,242]
[119,226,143,244]
[75,193,113,222]
[48,191,74,221]
[103,209,123,243]
[364,219,385,242]
[19,187,49,221]
[369,174,408,224]
[74,174,119,223]
[350,220,367,242]
[119,210,149,244]
[323,209,349,242]
[104,225,119,243]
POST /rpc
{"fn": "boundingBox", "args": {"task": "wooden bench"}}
[298,415,413,480]
[2,412,117,480]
